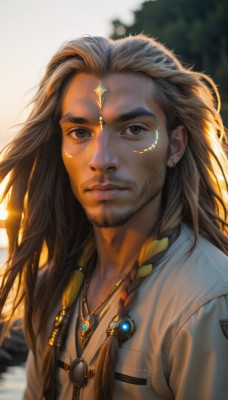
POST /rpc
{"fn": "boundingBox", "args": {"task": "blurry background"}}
[110,0,228,124]
[0,0,227,398]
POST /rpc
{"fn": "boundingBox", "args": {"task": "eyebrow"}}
[114,107,156,123]
[60,107,156,125]
[60,114,90,125]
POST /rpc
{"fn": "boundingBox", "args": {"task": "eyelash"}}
[68,128,91,140]
[122,124,147,136]
[67,124,148,141]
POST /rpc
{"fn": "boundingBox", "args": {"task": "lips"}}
[86,183,127,200]
[87,183,125,191]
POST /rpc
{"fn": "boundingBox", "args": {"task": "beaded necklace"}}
[80,276,123,349]
[47,229,179,399]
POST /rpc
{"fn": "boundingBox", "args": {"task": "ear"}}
[167,125,188,167]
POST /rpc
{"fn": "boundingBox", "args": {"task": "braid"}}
[93,233,174,399]
[94,265,143,400]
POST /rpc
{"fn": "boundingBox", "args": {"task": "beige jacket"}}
[25,225,228,399]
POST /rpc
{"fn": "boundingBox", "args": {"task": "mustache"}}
[81,176,136,191]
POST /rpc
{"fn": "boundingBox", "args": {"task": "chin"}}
[87,209,136,228]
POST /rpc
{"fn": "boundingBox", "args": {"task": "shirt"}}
[24,225,228,399]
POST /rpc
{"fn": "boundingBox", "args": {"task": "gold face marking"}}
[94,82,108,108]
[133,129,159,154]
[63,150,73,159]
[98,116,104,130]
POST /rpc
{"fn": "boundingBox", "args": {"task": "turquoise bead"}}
[81,324,87,332]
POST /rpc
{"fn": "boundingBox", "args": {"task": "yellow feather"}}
[62,235,95,308]
[138,237,169,266]
[136,264,153,279]
[77,237,96,265]
[62,270,84,308]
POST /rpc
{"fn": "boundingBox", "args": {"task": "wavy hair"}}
[0,35,227,399]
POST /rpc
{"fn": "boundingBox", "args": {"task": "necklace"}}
[51,230,179,400]
[80,276,123,349]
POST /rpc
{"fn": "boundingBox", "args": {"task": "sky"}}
[0,0,142,149]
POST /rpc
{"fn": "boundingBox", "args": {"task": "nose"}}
[89,130,119,172]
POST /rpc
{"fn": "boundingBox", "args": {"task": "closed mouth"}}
[87,183,126,191]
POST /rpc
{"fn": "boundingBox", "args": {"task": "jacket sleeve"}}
[168,295,228,400]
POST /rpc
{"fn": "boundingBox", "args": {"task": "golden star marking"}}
[94,82,108,108]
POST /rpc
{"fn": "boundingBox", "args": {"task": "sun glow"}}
[0,180,8,221]
[0,179,9,248]
[0,204,8,221]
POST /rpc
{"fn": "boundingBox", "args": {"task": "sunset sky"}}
[0,0,141,149]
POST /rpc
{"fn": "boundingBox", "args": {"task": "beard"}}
[85,166,166,228]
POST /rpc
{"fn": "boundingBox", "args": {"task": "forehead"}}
[61,72,163,119]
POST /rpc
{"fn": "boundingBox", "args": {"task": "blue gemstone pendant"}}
[120,320,131,333]
[107,315,136,342]
[80,314,98,348]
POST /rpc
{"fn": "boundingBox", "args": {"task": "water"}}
[0,247,27,399]
[0,364,26,399]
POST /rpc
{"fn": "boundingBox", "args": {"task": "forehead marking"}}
[94,82,108,109]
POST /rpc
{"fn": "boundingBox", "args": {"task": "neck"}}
[93,199,161,280]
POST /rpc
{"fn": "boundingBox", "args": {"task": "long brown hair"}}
[0,35,227,399]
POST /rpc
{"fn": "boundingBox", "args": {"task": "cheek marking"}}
[63,150,73,159]
[133,129,159,155]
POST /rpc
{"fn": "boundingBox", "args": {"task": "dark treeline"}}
[110,0,228,123]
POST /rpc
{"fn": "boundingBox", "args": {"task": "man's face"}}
[60,72,170,228]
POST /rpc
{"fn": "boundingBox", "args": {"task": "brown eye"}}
[129,126,143,135]
[69,128,91,139]
[124,125,146,136]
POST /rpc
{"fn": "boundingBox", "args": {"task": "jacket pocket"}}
[115,372,147,386]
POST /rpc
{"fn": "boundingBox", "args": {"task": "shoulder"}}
[164,224,228,293]
[136,225,228,341]
[181,224,227,265]
[141,224,228,303]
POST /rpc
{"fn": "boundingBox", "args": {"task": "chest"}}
[56,279,175,400]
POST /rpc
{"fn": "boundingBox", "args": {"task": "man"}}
[0,35,227,400]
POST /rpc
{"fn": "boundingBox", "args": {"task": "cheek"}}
[132,129,169,168]
[134,152,163,174]
[62,150,80,196]
[131,146,169,187]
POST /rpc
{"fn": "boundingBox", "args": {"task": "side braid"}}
[93,233,173,400]
[94,265,143,400]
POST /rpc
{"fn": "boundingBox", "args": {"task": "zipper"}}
[115,372,147,385]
